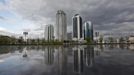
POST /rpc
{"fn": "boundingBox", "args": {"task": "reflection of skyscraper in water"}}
[57,46,68,75]
[84,46,94,67]
[73,46,84,73]
[45,47,54,65]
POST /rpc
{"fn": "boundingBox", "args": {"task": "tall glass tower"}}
[56,10,67,41]
[72,14,83,41]
[83,21,93,41]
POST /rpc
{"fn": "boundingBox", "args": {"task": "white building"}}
[128,36,134,43]
[45,24,54,41]
[56,10,67,41]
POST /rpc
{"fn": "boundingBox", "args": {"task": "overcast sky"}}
[0,0,134,38]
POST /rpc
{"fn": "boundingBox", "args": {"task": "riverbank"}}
[0,43,133,46]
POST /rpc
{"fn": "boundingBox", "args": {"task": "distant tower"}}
[72,14,83,41]
[45,24,54,41]
[83,21,93,41]
[56,10,67,41]
[23,32,28,43]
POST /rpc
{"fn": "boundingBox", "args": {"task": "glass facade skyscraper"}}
[83,21,93,40]
[72,14,83,41]
[56,10,67,41]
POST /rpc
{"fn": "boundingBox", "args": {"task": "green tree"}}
[99,36,103,44]
[119,37,125,43]
[85,37,93,44]
[17,36,24,44]
[108,37,114,43]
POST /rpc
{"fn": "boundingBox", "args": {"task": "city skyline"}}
[0,0,134,38]
[0,0,134,75]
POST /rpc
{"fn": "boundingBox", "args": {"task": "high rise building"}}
[56,10,67,41]
[45,24,54,41]
[72,14,83,41]
[83,21,93,40]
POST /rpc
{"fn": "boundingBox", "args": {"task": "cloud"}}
[0,16,5,20]
[7,0,134,37]
[0,26,16,36]
[0,1,8,11]
[0,26,7,31]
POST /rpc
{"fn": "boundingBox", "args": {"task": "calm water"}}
[0,45,134,75]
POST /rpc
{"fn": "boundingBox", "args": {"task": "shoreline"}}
[0,43,133,46]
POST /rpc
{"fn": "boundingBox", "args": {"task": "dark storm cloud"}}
[9,0,134,35]
[81,0,134,24]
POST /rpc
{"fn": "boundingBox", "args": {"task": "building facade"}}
[45,24,54,41]
[72,14,83,41]
[128,36,134,43]
[83,21,93,41]
[56,10,67,41]
[67,32,72,40]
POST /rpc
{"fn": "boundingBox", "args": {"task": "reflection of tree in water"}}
[0,46,23,54]
[126,44,130,49]
[17,46,24,53]
[107,44,130,50]
[119,44,125,49]
[108,44,114,49]
[99,45,104,51]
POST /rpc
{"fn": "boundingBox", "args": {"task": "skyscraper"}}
[45,24,54,41]
[56,10,67,41]
[72,14,83,41]
[83,21,93,41]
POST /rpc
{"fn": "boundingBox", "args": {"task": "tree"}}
[0,35,17,44]
[18,36,24,44]
[85,37,93,44]
[119,37,125,43]
[99,35,103,44]
[108,37,114,43]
